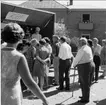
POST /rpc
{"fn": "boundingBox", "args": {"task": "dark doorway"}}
[81,34,90,39]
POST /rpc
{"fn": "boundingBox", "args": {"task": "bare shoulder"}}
[15,50,25,58]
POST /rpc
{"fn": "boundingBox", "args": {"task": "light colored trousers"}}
[53,57,59,84]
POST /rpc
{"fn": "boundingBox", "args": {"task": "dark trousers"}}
[93,55,101,81]
[59,59,71,89]
[77,62,95,101]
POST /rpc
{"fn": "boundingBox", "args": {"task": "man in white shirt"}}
[93,38,102,82]
[57,36,73,90]
[31,27,42,41]
[72,37,95,103]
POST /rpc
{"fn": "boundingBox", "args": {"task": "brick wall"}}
[67,10,106,43]
[40,9,106,44]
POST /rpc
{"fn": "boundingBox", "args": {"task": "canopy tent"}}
[1,2,55,39]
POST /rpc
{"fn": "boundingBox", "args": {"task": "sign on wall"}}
[5,12,29,22]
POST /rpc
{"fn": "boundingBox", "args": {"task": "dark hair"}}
[1,23,24,44]
[25,42,31,46]
[88,39,93,47]
[17,43,24,51]
[44,37,51,44]
[22,39,28,44]
[36,43,40,47]
[60,36,66,42]
[39,39,46,45]
[22,39,31,46]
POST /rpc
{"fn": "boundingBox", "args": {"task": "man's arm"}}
[58,44,64,59]
[55,44,60,57]
[72,48,84,67]
[32,47,36,57]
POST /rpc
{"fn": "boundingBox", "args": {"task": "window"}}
[82,14,90,23]
[81,34,90,39]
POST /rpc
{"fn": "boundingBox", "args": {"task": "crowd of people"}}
[1,22,106,105]
[72,37,106,103]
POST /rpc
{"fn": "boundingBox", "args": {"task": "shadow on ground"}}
[69,82,80,92]
[22,68,80,100]
[44,89,59,97]
[23,89,59,100]
[23,82,80,100]
[94,98,106,105]
[98,75,106,80]
[56,101,87,105]
[55,98,106,105]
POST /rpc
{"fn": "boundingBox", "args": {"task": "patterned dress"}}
[1,48,24,105]
[33,46,49,78]
[24,46,36,75]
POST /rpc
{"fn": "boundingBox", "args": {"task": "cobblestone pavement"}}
[22,68,106,105]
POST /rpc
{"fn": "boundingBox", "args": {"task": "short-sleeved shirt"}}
[58,42,73,60]
[93,44,102,55]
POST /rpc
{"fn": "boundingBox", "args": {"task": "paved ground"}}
[22,67,106,105]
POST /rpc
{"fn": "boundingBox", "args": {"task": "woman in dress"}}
[44,37,52,88]
[23,39,36,76]
[1,22,48,105]
[33,39,50,90]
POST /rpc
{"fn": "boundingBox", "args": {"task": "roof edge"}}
[54,0,69,9]
[2,1,56,15]
[68,8,106,11]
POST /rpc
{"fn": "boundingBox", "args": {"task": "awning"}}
[1,2,55,39]
[1,2,55,27]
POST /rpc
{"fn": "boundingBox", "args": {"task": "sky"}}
[2,0,106,8]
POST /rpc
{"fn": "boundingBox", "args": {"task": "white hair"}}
[80,37,87,44]
[93,38,98,43]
